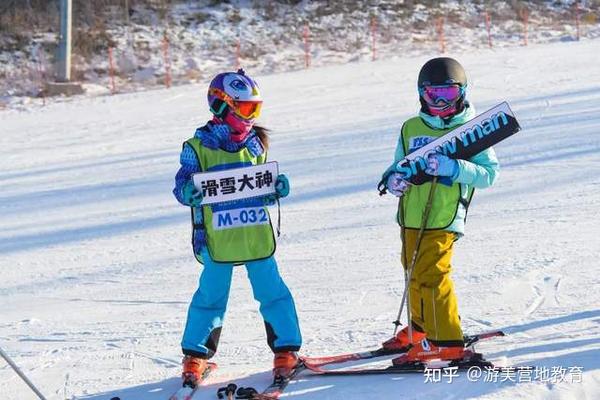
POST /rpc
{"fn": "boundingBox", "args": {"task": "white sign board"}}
[395,102,520,185]
[192,162,279,205]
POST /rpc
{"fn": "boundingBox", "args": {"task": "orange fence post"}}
[437,16,446,53]
[35,46,46,105]
[371,16,377,61]
[521,8,529,46]
[162,33,172,88]
[485,11,493,48]
[303,24,311,68]
[108,47,116,94]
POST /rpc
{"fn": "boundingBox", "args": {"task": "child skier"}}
[172,69,302,388]
[381,57,499,364]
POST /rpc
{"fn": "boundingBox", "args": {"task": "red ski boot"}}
[181,355,209,387]
[273,351,300,378]
[169,356,215,400]
[392,338,469,366]
[382,325,426,351]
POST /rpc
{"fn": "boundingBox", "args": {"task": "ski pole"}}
[406,177,438,343]
[393,197,409,336]
[0,346,48,400]
[392,177,438,341]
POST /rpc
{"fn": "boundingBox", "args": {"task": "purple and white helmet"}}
[207,69,262,121]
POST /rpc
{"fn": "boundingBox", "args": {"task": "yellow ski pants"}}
[402,228,463,345]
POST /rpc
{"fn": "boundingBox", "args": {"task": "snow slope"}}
[1,39,599,399]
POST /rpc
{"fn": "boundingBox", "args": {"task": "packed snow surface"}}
[1,39,599,399]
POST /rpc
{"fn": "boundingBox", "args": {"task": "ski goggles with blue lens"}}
[419,84,465,105]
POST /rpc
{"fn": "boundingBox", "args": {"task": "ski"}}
[169,362,217,400]
[229,362,306,400]
[301,329,504,369]
[303,351,514,376]
[221,330,504,398]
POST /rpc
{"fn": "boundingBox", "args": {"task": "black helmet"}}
[418,57,467,88]
[418,57,467,117]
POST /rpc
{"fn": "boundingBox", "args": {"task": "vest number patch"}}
[213,207,269,230]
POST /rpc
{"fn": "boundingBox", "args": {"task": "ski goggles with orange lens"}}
[419,85,465,105]
[233,100,262,120]
[208,87,262,120]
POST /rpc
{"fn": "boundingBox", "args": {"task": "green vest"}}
[186,138,276,264]
[398,117,474,230]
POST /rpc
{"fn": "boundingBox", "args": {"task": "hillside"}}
[1,0,599,108]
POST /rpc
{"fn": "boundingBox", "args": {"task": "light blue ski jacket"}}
[384,104,500,235]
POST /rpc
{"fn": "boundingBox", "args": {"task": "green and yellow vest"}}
[398,117,474,230]
[186,138,276,264]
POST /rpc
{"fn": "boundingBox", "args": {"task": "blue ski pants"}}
[181,248,302,358]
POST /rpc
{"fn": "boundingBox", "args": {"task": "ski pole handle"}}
[377,180,387,195]
[0,346,48,400]
[377,176,389,196]
[235,386,258,399]
[227,383,237,399]
[217,383,238,399]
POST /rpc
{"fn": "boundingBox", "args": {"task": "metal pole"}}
[406,177,438,343]
[57,0,72,82]
[0,346,48,400]
[392,177,438,340]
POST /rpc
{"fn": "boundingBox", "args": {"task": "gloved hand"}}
[274,174,290,198]
[425,153,459,178]
[264,174,290,205]
[181,180,203,207]
[386,173,411,197]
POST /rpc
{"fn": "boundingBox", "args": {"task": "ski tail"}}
[464,329,505,347]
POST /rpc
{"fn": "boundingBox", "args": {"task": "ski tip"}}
[478,330,506,339]
[488,330,506,339]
